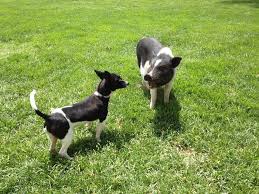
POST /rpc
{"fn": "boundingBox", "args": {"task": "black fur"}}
[44,113,70,139]
[35,109,49,120]
[62,95,109,123]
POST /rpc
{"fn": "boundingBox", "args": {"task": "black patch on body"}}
[62,95,109,123]
[44,113,70,139]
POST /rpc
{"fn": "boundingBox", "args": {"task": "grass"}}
[0,0,258,193]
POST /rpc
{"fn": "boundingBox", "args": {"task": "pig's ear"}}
[171,57,182,68]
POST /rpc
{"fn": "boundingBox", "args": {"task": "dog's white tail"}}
[29,89,49,120]
[30,89,38,110]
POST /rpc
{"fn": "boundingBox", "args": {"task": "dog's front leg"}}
[164,80,173,104]
[150,88,157,109]
[95,121,106,142]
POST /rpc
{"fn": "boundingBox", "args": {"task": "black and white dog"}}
[30,70,128,159]
[137,37,182,108]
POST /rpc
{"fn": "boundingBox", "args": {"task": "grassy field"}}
[0,0,258,193]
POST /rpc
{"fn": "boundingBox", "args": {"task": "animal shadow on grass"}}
[142,86,182,138]
[48,128,135,165]
[69,129,135,156]
[220,0,259,8]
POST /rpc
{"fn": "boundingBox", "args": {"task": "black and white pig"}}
[136,37,182,108]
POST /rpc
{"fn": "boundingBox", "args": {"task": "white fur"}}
[150,88,157,109]
[154,59,162,67]
[149,59,162,76]
[140,60,150,79]
[59,127,73,160]
[164,79,173,103]
[94,91,111,98]
[30,90,38,110]
[157,47,174,58]
[95,121,106,142]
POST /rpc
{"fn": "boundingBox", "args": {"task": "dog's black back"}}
[62,95,109,123]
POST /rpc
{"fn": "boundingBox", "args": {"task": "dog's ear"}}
[94,70,111,80]
[171,57,182,68]
[94,70,105,79]
[103,71,111,79]
[144,74,152,81]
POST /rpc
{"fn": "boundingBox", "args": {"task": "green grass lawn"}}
[0,0,258,193]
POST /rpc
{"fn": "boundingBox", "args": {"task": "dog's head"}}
[144,56,182,88]
[95,70,129,91]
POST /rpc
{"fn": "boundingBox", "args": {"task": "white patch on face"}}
[157,47,174,58]
[154,59,162,67]
[140,60,150,79]
[150,59,162,76]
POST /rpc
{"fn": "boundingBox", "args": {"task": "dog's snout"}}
[119,80,129,88]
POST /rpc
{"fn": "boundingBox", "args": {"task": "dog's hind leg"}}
[59,128,73,160]
[47,132,57,154]
[95,121,106,142]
